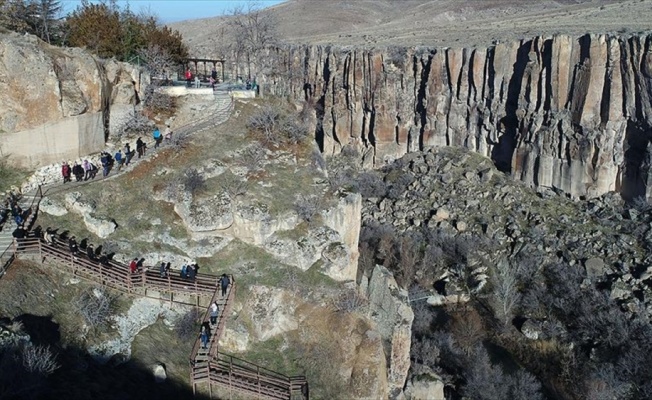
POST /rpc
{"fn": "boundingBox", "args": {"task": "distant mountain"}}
[171,0,652,57]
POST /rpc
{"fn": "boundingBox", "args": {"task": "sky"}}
[61,0,286,23]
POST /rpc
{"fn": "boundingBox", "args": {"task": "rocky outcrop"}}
[64,192,117,238]
[0,32,147,168]
[365,265,414,398]
[256,33,652,200]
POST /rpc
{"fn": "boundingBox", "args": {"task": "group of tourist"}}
[61,160,99,183]
[201,300,222,349]
[59,126,174,184]
[185,67,220,90]
[2,192,26,227]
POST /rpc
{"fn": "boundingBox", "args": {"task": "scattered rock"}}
[404,372,445,400]
[152,363,167,383]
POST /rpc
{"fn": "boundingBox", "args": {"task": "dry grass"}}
[172,0,652,52]
[0,260,132,346]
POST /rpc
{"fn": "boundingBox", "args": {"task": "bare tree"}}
[74,287,115,329]
[220,173,248,200]
[490,259,521,326]
[227,1,277,79]
[138,44,174,81]
[247,105,280,144]
[22,345,59,375]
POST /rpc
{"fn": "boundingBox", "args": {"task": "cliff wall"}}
[0,32,147,168]
[256,33,652,200]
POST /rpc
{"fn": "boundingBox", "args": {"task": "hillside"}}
[171,0,652,56]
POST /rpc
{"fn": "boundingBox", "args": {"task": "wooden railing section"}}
[6,235,308,399]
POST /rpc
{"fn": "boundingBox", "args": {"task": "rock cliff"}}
[0,32,147,168]
[255,33,652,200]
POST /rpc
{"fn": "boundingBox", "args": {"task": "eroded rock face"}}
[366,265,414,398]
[88,297,186,363]
[0,32,147,168]
[64,192,116,238]
[244,285,299,341]
[257,33,652,200]
[321,192,362,281]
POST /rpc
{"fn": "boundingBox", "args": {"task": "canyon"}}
[251,33,652,201]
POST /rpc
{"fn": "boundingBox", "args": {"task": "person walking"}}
[86,244,95,261]
[200,325,209,349]
[43,228,54,244]
[100,152,110,177]
[114,150,123,171]
[180,264,187,279]
[61,162,71,183]
[124,143,134,166]
[153,127,162,149]
[136,137,146,158]
[209,302,219,325]
[164,125,172,143]
[219,274,230,297]
[129,258,138,274]
[159,262,166,278]
[185,68,192,88]
[72,162,84,182]
[68,236,78,255]
[187,264,196,280]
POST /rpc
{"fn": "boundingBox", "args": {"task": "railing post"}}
[229,355,233,398]
[99,262,103,286]
[257,365,261,396]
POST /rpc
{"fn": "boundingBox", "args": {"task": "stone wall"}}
[0,32,148,168]
[253,33,652,200]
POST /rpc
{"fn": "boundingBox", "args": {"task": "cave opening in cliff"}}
[621,120,652,201]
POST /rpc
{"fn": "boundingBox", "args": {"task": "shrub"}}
[143,84,175,114]
[241,143,266,172]
[332,289,368,313]
[22,345,59,375]
[121,113,154,138]
[281,118,308,145]
[183,168,206,196]
[294,194,320,224]
[73,287,115,329]
[248,105,280,144]
[354,171,387,198]
[220,174,248,200]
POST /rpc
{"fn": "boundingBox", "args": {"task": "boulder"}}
[152,363,167,383]
[65,192,96,214]
[404,372,445,400]
[584,257,606,280]
[39,197,68,216]
[83,214,117,238]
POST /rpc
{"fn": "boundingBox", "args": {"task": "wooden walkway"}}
[2,198,308,399]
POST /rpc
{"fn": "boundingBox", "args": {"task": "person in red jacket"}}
[129,258,138,274]
[185,68,192,87]
[61,161,71,183]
